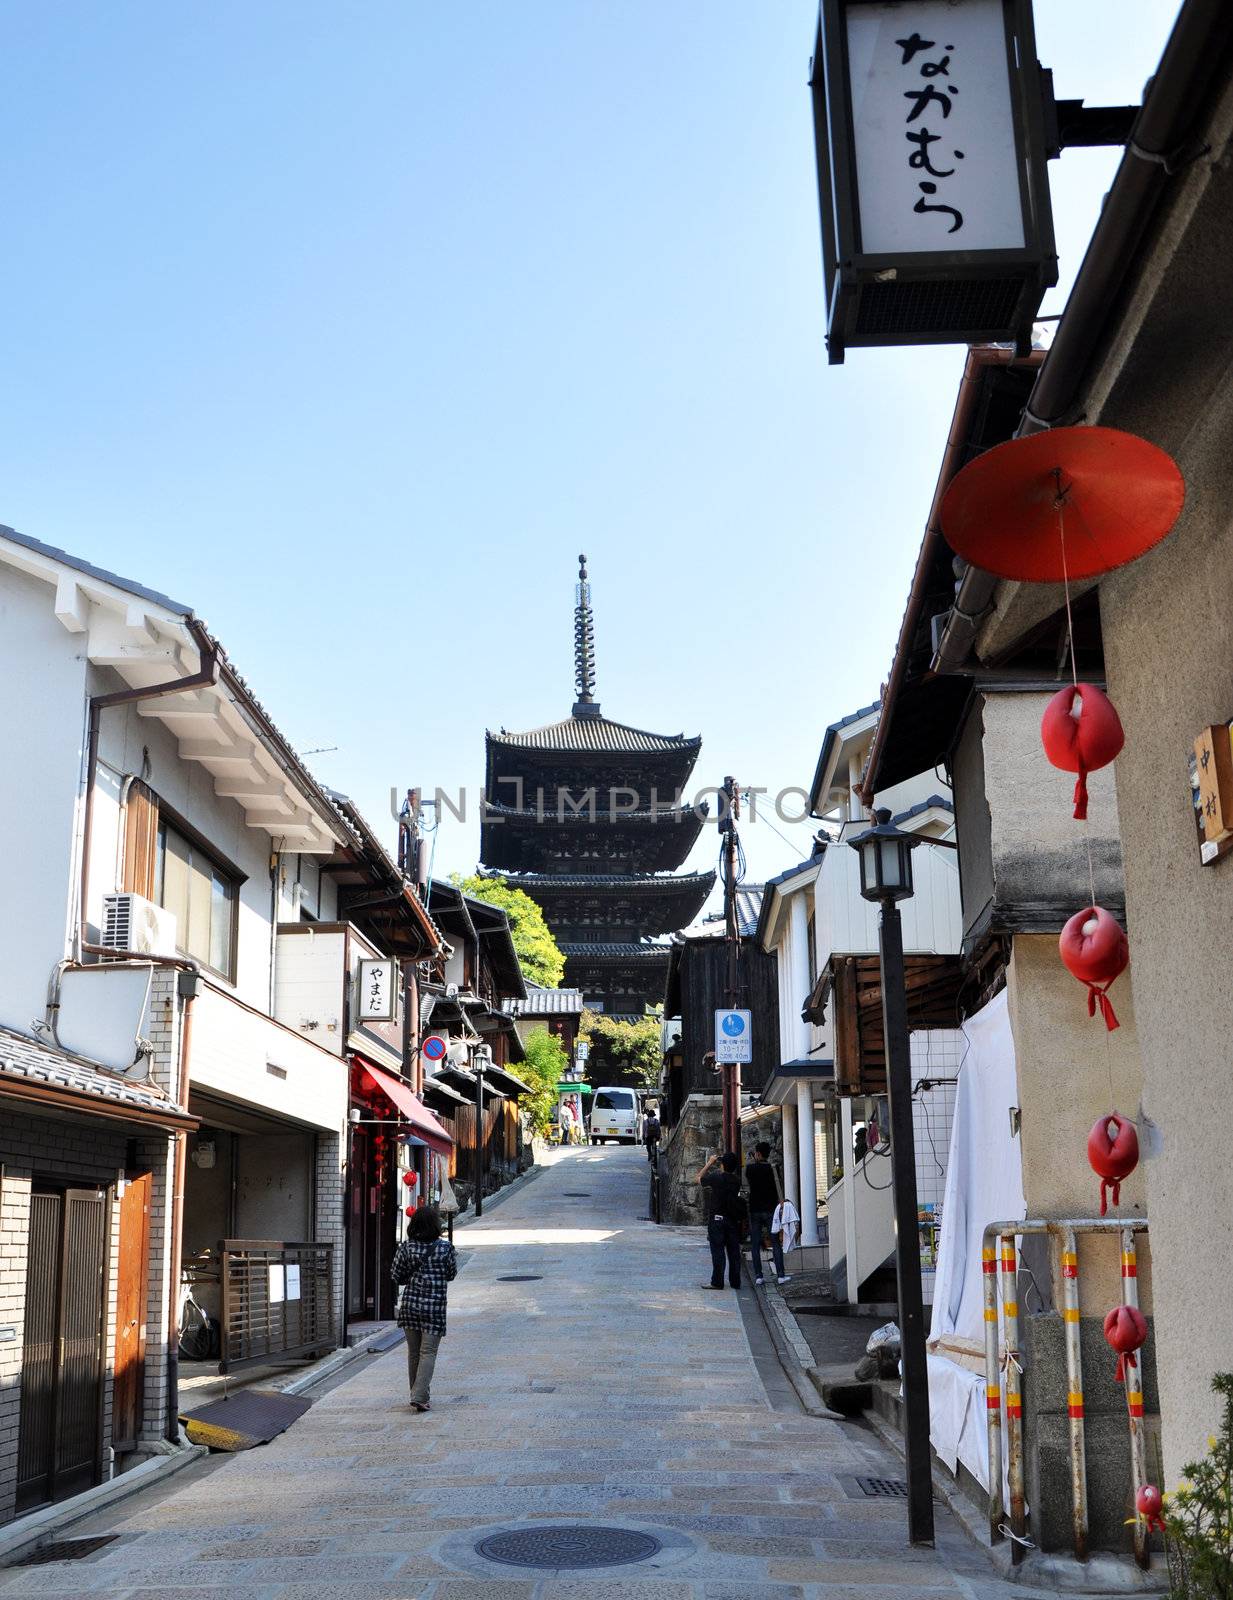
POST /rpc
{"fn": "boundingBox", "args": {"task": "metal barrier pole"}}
[1061,1228,1089,1562]
[982,1232,1004,1546]
[1000,1232,1027,1560]
[1121,1228,1150,1570]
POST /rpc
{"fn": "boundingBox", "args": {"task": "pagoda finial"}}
[572,552,600,718]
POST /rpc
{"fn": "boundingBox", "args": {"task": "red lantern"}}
[405,1203,417,1217]
[1041,686,1124,821]
[1136,1483,1166,1534]
[1087,1112,1139,1215]
[402,1170,418,1187]
[1060,907,1129,1030]
[1103,1304,1148,1384]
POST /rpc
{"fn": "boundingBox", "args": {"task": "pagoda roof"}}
[489,869,714,894]
[561,942,671,961]
[486,713,700,757]
[481,797,706,825]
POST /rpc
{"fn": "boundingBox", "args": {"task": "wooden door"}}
[16,1188,109,1511]
[112,1173,151,1447]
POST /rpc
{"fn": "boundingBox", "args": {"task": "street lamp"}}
[849,807,933,1546]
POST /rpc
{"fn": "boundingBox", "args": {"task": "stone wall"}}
[659,1094,722,1226]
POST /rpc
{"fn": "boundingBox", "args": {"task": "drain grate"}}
[476,1525,662,1570]
[18,1536,118,1565]
[496,1274,542,1282]
[855,1475,909,1498]
[560,1191,592,1197]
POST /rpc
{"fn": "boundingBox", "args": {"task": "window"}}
[154,820,238,978]
[594,1090,634,1112]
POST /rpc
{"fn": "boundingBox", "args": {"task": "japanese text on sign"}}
[358,959,397,1022]
[844,0,1025,255]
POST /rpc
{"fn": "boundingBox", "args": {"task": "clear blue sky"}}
[0,1,1175,893]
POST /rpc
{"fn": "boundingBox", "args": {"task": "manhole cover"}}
[855,1475,909,1499]
[476,1525,662,1570]
[496,1274,542,1282]
[18,1537,118,1565]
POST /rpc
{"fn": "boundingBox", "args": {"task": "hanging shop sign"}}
[809,0,1056,362]
[357,959,397,1023]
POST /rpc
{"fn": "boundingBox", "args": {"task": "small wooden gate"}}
[16,1187,110,1512]
[219,1240,334,1374]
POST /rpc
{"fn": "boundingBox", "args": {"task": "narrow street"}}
[0,1147,1061,1600]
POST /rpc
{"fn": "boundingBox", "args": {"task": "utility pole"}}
[720,775,742,1154]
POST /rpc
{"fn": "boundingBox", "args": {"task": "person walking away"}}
[772,1196,801,1263]
[745,1140,790,1285]
[697,1150,746,1290]
[643,1106,661,1163]
[391,1205,457,1412]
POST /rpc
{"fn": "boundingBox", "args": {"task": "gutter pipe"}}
[932,0,1233,679]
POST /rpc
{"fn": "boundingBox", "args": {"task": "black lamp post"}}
[849,807,933,1546]
[473,1047,489,1220]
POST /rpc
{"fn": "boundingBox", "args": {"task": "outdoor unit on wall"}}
[809,0,1057,362]
[102,892,178,957]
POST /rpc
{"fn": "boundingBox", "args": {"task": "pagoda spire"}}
[572,552,601,718]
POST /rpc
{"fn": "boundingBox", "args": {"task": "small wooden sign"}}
[1193,724,1233,863]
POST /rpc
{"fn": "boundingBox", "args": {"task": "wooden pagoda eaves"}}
[810,952,965,1097]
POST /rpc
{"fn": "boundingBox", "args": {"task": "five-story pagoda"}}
[480,557,713,1015]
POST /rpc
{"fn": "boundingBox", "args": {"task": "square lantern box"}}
[810,0,1057,363]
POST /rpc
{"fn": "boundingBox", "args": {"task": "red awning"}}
[359,1061,454,1157]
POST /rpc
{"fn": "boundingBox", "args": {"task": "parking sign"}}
[714,1009,752,1064]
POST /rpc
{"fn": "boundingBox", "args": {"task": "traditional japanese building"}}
[480,556,713,1015]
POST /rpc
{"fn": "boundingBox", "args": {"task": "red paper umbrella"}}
[1041,685,1125,820]
[1060,907,1129,1029]
[1136,1484,1166,1534]
[940,427,1184,582]
[1104,1304,1148,1384]
[1087,1111,1139,1215]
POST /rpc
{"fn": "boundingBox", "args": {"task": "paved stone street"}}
[0,1147,1066,1599]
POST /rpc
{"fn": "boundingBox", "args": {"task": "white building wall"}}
[273,929,347,1054]
[0,566,89,1035]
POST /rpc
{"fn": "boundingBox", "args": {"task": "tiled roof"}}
[0,524,192,616]
[679,885,764,941]
[490,870,716,892]
[487,714,701,754]
[561,943,672,961]
[892,794,955,824]
[482,798,707,823]
[504,985,585,1017]
[0,1027,189,1123]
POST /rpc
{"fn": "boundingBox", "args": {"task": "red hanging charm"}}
[402,1170,419,1187]
[1136,1483,1166,1534]
[405,1202,418,1217]
[1104,1304,1148,1383]
[1087,1112,1140,1215]
[1060,907,1129,1029]
[1041,686,1125,820]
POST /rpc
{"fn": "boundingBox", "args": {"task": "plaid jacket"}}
[391,1236,458,1336]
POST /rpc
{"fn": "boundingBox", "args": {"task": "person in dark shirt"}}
[697,1150,746,1290]
[745,1140,788,1285]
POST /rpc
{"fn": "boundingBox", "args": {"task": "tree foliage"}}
[518,1027,570,1137]
[581,1007,663,1091]
[1165,1371,1233,1599]
[453,873,565,989]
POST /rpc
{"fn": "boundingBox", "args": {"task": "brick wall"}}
[314,1131,345,1340]
[0,1109,128,1525]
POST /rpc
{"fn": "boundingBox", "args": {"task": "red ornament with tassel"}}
[1135,1483,1166,1535]
[1041,685,1124,820]
[1087,1112,1139,1215]
[1104,1304,1148,1384]
[1060,906,1129,1029]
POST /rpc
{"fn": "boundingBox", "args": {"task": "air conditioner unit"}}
[446,1039,470,1066]
[102,893,178,958]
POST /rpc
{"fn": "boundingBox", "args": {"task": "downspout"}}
[165,968,199,1441]
[77,617,219,956]
[932,0,1233,678]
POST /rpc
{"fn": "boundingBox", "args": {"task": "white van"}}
[589,1086,640,1144]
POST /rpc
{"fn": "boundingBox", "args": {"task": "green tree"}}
[518,1027,570,1137]
[453,873,565,989]
[581,1007,663,1091]
[1164,1371,1233,1598]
